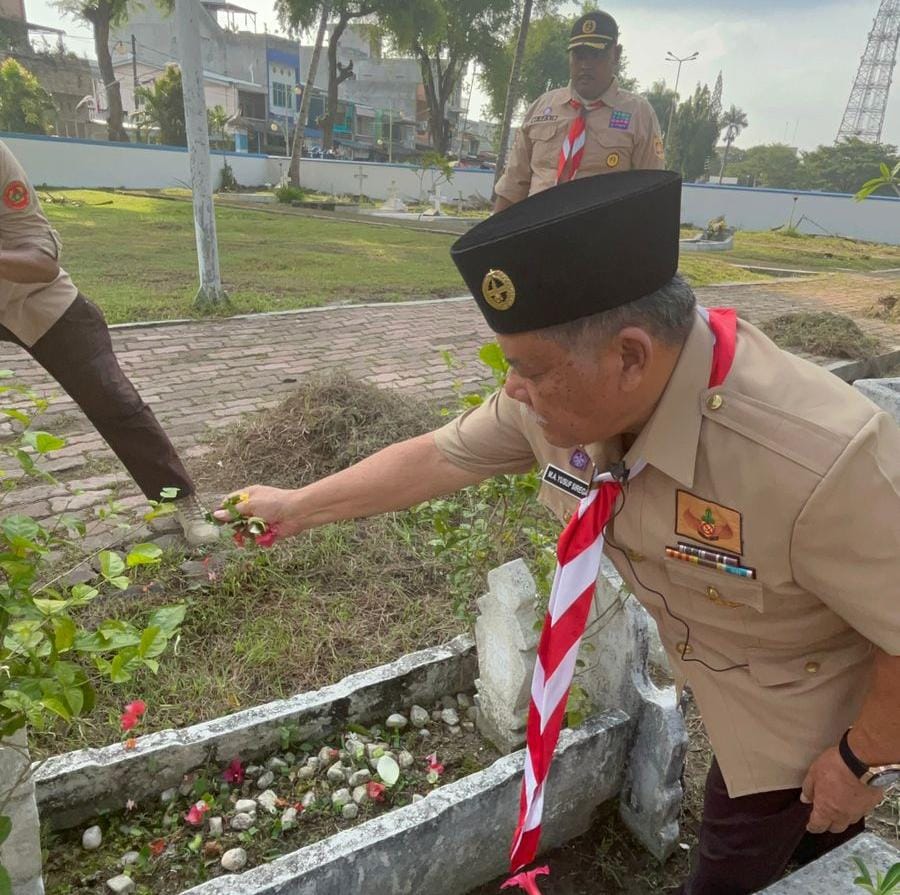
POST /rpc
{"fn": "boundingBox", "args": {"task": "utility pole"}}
[388,101,393,164]
[663,50,699,152]
[174,0,226,305]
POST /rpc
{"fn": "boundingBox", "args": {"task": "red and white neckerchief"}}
[505,307,738,888]
[556,98,605,184]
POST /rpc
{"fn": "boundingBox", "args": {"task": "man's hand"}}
[214,485,305,539]
[800,745,884,834]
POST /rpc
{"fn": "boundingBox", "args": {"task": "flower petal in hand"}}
[501,866,551,894]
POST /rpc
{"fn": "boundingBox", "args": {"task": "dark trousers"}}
[679,758,865,894]
[1,294,194,501]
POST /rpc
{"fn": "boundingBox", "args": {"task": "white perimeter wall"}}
[8,133,900,246]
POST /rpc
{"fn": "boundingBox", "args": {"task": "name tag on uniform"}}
[542,464,590,500]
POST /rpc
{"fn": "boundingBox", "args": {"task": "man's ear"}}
[614,327,653,392]
[613,44,623,66]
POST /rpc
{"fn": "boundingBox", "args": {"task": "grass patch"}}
[728,230,900,272]
[678,256,770,287]
[760,311,880,359]
[865,292,900,323]
[29,373,556,759]
[41,190,464,323]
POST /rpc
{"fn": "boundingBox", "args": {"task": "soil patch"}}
[760,311,880,359]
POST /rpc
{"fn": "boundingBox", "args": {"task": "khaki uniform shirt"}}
[434,312,900,797]
[0,140,77,347]
[495,80,666,204]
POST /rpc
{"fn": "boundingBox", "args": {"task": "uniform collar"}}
[621,310,713,487]
[567,77,620,108]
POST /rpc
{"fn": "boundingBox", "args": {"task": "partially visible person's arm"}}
[0,245,60,283]
[216,432,491,539]
[631,102,666,171]
[493,194,514,213]
[493,124,535,211]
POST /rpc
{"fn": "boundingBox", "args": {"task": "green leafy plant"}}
[274,185,307,204]
[0,370,184,886]
[853,857,900,894]
[856,160,900,200]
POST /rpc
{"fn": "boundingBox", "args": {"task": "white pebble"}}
[230,812,254,831]
[221,847,247,872]
[352,784,369,805]
[441,708,459,726]
[208,816,223,838]
[331,788,351,808]
[119,851,140,867]
[281,807,299,830]
[301,791,317,809]
[342,802,359,819]
[234,799,257,815]
[327,761,348,783]
[410,705,430,728]
[348,769,371,787]
[160,788,176,804]
[106,875,134,894]
[385,713,408,730]
[456,693,472,710]
[82,825,102,850]
[398,750,415,770]
[256,770,275,789]
[257,789,279,815]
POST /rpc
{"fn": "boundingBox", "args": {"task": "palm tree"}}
[494,0,533,189]
[718,104,748,183]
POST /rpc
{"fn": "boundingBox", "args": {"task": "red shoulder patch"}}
[3,181,30,210]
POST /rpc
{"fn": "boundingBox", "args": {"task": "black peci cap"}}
[450,170,682,335]
[568,10,619,51]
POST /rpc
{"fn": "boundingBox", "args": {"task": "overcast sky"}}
[27,0,900,150]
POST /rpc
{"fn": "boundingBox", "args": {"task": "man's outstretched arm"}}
[215,431,490,538]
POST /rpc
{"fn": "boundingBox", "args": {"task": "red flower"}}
[254,526,279,548]
[222,758,245,784]
[149,838,166,857]
[125,700,147,717]
[233,530,246,547]
[425,753,445,775]
[501,866,551,894]
[293,801,304,813]
[184,801,210,826]
[121,712,138,731]
[366,781,386,802]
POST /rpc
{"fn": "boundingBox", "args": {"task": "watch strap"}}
[839,728,869,779]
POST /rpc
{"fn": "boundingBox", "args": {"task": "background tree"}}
[493,0,532,185]
[666,83,720,181]
[135,64,186,146]
[642,79,677,139]
[53,0,144,141]
[717,104,748,183]
[207,103,228,149]
[0,58,56,134]
[382,0,513,154]
[800,139,899,195]
[725,143,801,189]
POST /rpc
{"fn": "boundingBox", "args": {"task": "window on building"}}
[356,117,373,137]
[271,81,289,109]
[238,91,265,120]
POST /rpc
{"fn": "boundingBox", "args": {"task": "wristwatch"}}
[839,729,900,788]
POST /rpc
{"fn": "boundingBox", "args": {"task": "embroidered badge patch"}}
[569,448,590,470]
[609,110,632,130]
[3,180,29,211]
[606,151,620,168]
[542,464,590,500]
[675,490,743,556]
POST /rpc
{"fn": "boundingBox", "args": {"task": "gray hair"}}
[538,274,697,349]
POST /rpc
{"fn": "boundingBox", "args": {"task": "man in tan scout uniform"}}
[0,140,218,545]
[221,171,899,894]
[494,10,665,212]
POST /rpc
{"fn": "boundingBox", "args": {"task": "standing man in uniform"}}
[494,10,666,212]
[0,140,218,546]
[218,171,899,894]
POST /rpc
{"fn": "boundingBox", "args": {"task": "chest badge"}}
[675,490,743,556]
[609,110,632,130]
[606,151,620,168]
[569,448,590,470]
[543,464,590,500]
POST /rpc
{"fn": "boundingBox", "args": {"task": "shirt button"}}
[805,661,820,674]
[706,585,721,602]
[707,394,725,411]
[675,641,694,656]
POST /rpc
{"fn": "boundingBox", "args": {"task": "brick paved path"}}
[1,280,897,548]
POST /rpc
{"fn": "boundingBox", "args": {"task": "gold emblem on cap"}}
[582,19,597,33]
[482,269,516,311]
[607,151,620,168]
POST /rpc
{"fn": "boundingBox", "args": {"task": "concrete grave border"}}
[35,634,477,830]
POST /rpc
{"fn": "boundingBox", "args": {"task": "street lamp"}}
[663,50,699,152]
[269,118,290,157]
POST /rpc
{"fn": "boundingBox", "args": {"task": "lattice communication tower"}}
[837,0,900,143]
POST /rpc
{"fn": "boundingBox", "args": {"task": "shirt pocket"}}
[537,480,578,524]
[584,126,634,171]
[745,636,874,688]
[664,557,765,612]
[526,122,567,172]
